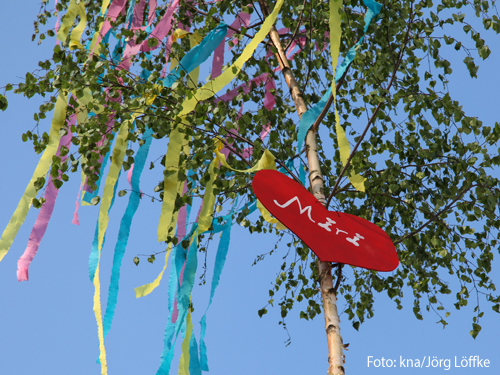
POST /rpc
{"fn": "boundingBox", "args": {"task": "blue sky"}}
[0,1,499,374]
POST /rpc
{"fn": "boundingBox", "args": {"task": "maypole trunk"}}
[257,1,345,374]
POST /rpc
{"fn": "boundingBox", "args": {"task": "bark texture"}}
[258,1,344,373]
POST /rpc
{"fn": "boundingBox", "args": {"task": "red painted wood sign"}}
[252,170,399,272]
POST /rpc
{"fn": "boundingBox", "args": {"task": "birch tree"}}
[1,0,500,374]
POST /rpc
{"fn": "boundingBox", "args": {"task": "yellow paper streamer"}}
[0,92,68,262]
[93,262,108,374]
[257,200,287,230]
[215,146,277,174]
[198,157,218,234]
[134,244,173,298]
[157,32,201,242]
[178,307,193,375]
[330,0,366,192]
[172,29,190,43]
[92,117,131,375]
[135,175,186,298]
[214,140,285,228]
[56,0,87,49]
[157,124,187,242]
[92,88,160,368]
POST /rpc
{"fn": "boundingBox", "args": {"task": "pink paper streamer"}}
[89,0,128,58]
[55,0,60,45]
[17,116,76,281]
[212,8,252,78]
[119,0,179,71]
[148,0,157,25]
[228,9,251,50]
[132,0,147,28]
[72,182,82,225]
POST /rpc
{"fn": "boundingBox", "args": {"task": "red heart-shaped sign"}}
[252,170,399,272]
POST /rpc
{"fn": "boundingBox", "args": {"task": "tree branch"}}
[394,184,476,245]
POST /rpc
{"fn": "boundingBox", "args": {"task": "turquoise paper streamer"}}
[102,127,154,337]
[162,23,228,87]
[199,198,237,371]
[157,228,199,375]
[189,331,202,375]
[88,167,122,282]
[296,0,382,153]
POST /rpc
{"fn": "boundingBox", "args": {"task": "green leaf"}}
[133,257,140,266]
[0,94,8,111]
[470,323,482,339]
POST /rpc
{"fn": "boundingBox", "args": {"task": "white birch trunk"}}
[258,2,345,373]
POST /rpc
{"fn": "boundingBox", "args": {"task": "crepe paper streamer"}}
[151,202,257,371]
[228,10,252,50]
[256,200,287,230]
[296,89,333,153]
[176,183,189,240]
[89,0,128,56]
[125,0,136,28]
[132,0,147,28]
[88,0,113,55]
[0,92,68,263]
[55,0,60,40]
[135,178,187,298]
[159,200,258,374]
[153,134,191,288]
[148,0,157,25]
[101,128,154,338]
[93,253,108,374]
[189,330,202,375]
[198,157,219,234]
[91,117,131,375]
[328,0,358,192]
[177,0,284,118]
[119,0,179,71]
[157,230,199,375]
[72,182,83,225]
[328,0,383,192]
[212,8,252,78]
[162,23,228,87]
[198,199,237,370]
[56,0,87,49]
[157,127,185,244]
[16,120,74,281]
[88,166,123,282]
[296,0,382,192]
[179,309,194,375]
[214,141,277,174]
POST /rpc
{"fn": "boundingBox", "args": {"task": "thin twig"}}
[333,264,343,294]
[394,184,476,245]
[184,3,263,42]
[284,0,308,53]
